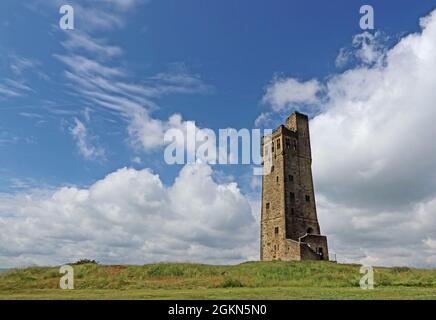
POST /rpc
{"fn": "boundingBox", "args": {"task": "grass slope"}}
[1,261,436,300]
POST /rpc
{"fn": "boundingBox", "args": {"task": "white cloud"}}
[0,163,257,267]
[0,56,41,98]
[423,238,436,250]
[335,31,387,68]
[0,131,19,146]
[260,9,436,267]
[9,56,40,75]
[149,63,214,95]
[262,77,322,112]
[61,31,123,58]
[41,0,146,31]
[70,118,105,160]
[0,85,21,98]
[100,0,145,11]
[254,112,274,127]
[132,156,142,164]
[55,31,212,153]
[0,130,35,147]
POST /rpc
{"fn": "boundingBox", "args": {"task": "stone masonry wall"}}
[261,112,329,261]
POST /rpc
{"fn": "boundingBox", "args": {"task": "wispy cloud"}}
[148,63,214,95]
[37,0,147,31]
[70,118,105,160]
[18,112,44,119]
[55,27,212,151]
[0,131,20,146]
[0,54,48,99]
[0,130,35,146]
[0,79,33,98]
[0,85,22,98]
[9,56,40,75]
[61,31,123,59]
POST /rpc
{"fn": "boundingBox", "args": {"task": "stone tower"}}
[260,112,329,261]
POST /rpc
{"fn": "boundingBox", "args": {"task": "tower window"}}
[290,192,295,201]
[307,227,313,234]
[291,208,295,215]
[288,175,293,182]
[276,176,279,183]
[277,138,281,149]
[285,139,290,149]
[305,195,310,202]
[293,140,297,151]
[274,227,279,235]
[271,165,274,172]
[272,141,274,152]
[266,202,270,209]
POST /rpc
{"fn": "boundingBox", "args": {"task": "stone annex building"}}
[260,112,329,261]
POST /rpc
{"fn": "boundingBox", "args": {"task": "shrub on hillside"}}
[220,278,244,288]
[71,259,99,265]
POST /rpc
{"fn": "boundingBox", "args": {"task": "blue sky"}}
[1,0,433,190]
[2,0,436,267]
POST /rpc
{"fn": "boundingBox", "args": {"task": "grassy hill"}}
[1,261,436,299]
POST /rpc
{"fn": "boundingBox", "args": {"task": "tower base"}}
[261,234,329,262]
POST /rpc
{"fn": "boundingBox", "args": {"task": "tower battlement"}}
[260,112,329,261]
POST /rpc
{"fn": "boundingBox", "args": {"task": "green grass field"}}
[1,261,436,300]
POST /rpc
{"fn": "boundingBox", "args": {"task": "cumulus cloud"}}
[335,31,387,68]
[262,77,322,112]
[6,2,436,268]
[0,163,257,267]
[0,0,248,268]
[260,9,436,267]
